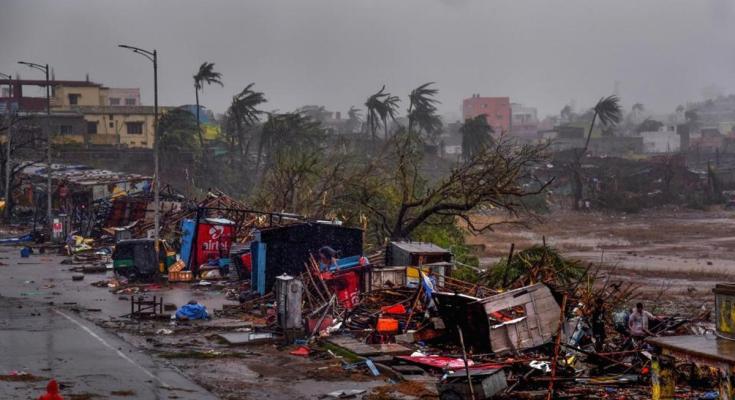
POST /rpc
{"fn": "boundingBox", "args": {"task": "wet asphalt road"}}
[0,245,218,399]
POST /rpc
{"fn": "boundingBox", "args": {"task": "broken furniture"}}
[437,367,507,400]
[129,296,164,319]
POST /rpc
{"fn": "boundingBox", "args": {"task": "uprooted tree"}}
[345,128,552,242]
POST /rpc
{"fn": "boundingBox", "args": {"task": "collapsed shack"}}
[434,284,561,354]
[245,240,721,399]
[62,202,722,400]
[15,162,152,236]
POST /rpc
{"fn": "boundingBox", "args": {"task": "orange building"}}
[462,95,511,134]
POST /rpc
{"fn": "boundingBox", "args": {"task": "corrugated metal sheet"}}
[478,283,560,353]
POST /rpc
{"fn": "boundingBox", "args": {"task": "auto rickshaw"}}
[112,239,175,281]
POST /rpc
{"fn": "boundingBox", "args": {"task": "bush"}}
[485,245,586,289]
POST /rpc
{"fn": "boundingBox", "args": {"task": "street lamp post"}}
[118,44,160,252]
[18,62,52,233]
[0,73,13,222]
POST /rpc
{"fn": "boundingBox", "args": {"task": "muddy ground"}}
[468,206,735,314]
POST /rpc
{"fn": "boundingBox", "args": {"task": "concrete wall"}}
[641,131,680,153]
[53,86,103,107]
[83,112,155,148]
[103,88,140,106]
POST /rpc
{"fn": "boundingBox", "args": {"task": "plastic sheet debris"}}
[324,389,366,398]
[289,346,311,357]
[175,301,209,320]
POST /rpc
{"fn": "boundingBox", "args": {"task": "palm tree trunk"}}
[195,87,205,149]
[571,112,599,211]
[583,112,598,155]
[383,117,388,139]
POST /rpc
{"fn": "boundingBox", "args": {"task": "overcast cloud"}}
[2,0,734,120]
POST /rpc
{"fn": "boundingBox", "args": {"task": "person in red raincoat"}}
[39,379,63,400]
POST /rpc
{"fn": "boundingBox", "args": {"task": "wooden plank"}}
[327,336,383,356]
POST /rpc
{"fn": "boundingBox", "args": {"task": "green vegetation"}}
[485,245,587,289]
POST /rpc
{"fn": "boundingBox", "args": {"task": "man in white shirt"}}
[628,302,655,337]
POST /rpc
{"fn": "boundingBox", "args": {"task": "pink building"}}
[462,95,511,134]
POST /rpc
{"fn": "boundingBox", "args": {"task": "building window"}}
[68,94,81,105]
[109,97,120,106]
[109,121,114,128]
[126,122,144,135]
[87,121,98,134]
[59,125,73,135]
[125,98,136,106]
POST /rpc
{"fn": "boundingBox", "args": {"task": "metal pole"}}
[1,74,12,222]
[457,325,476,400]
[4,77,13,224]
[118,45,160,253]
[45,64,52,234]
[153,50,159,254]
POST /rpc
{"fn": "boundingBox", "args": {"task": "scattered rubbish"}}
[72,273,85,281]
[20,247,32,258]
[289,345,311,357]
[217,332,275,345]
[156,328,173,335]
[324,389,366,398]
[438,368,507,400]
[0,371,47,382]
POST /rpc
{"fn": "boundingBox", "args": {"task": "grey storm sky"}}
[1,0,734,120]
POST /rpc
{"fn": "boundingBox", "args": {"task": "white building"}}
[640,127,680,153]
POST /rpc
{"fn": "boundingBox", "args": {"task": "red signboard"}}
[322,270,360,310]
[195,221,234,267]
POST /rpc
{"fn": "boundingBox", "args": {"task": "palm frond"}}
[194,62,223,90]
[593,95,622,126]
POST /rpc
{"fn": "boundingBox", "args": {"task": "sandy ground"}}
[467,206,735,314]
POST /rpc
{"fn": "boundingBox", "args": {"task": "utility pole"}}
[118,45,160,253]
[18,61,52,233]
[0,73,13,222]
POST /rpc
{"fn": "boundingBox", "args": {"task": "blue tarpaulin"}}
[0,233,33,245]
[175,301,209,320]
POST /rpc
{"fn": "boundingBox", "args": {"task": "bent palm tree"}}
[381,94,400,138]
[228,83,266,166]
[345,106,362,134]
[408,82,442,142]
[460,114,494,161]
[571,95,622,210]
[193,62,223,148]
[365,86,387,141]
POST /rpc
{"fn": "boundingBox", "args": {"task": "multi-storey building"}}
[461,94,511,134]
[0,78,160,148]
